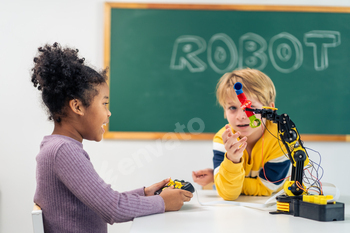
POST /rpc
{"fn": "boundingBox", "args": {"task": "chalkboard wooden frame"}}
[103,3,350,141]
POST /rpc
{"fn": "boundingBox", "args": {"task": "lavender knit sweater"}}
[34,135,165,233]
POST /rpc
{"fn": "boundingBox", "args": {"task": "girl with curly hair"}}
[32,43,192,233]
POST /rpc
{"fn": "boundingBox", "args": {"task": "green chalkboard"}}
[104,3,350,140]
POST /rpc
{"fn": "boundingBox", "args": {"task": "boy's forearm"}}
[214,156,245,200]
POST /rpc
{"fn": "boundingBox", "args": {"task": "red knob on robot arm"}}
[233,82,261,128]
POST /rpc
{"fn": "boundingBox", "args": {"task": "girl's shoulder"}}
[42,134,82,146]
[38,135,89,164]
[40,134,83,154]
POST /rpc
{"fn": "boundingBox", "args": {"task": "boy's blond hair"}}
[216,68,276,108]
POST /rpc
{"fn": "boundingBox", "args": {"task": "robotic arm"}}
[234,82,344,221]
[245,107,309,196]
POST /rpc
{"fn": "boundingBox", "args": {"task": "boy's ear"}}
[269,102,275,108]
[69,99,85,116]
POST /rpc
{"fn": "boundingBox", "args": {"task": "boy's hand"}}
[222,124,247,163]
[192,168,214,186]
[144,177,171,196]
[159,186,193,211]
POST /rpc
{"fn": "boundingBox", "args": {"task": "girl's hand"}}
[144,177,171,196]
[192,168,214,186]
[159,186,193,211]
[222,124,247,163]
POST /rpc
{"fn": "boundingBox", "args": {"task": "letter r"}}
[170,35,207,73]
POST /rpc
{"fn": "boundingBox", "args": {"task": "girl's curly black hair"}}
[31,42,108,122]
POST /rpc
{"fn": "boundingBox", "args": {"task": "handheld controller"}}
[154,179,195,195]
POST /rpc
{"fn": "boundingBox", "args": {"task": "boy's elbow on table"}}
[219,192,240,201]
[215,180,242,201]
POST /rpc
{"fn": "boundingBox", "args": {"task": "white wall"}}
[0,0,349,232]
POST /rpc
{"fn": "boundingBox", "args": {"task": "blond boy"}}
[192,68,290,200]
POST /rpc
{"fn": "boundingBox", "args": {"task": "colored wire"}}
[305,167,323,195]
[304,161,323,194]
[295,181,316,194]
[304,147,324,194]
[305,147,324,181]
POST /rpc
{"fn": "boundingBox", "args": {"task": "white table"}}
[131,190,349,233]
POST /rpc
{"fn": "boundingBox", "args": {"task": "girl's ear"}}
[269,102,275,108]
[69,99,84,116]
